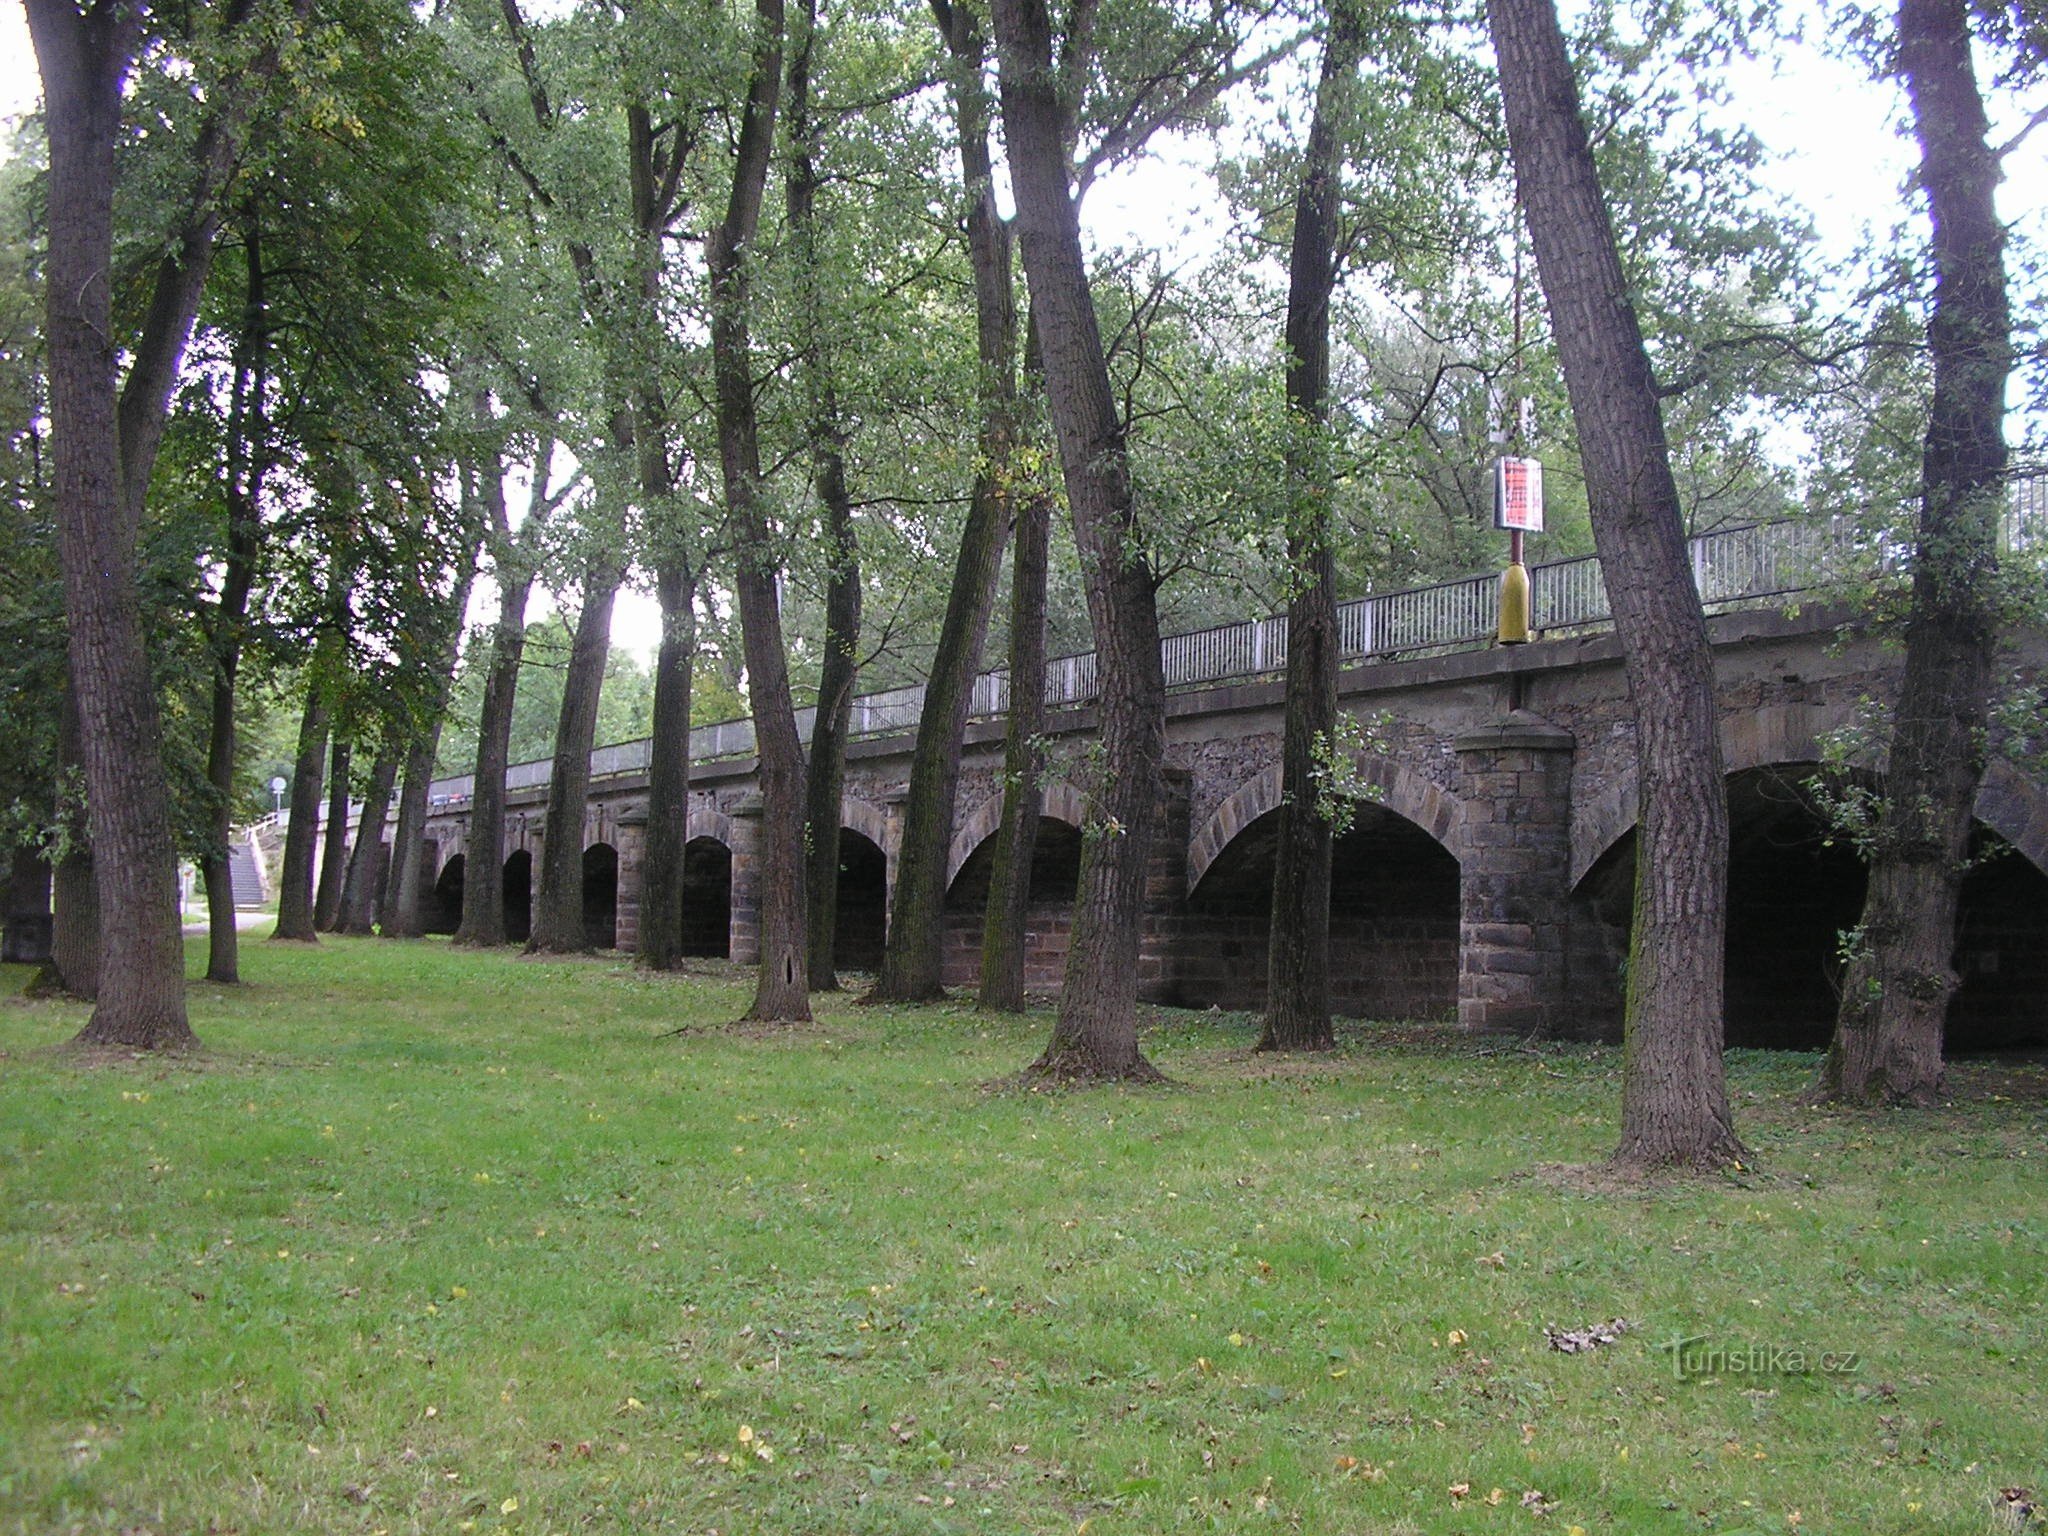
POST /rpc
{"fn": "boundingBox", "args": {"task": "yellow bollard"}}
[1498,560,1531,645]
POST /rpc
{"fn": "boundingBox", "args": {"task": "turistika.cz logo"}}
[1660,1334,1862,1382]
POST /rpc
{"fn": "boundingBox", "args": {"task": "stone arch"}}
[1572,703,1859,886]
[427,852,465,935]
[840,795,893,863]
[946,778,1087,886]
[1568,753,2048,1050]
[428,828,466,877]
[1973,757,2048,876]
[1187,758,1460,894]
[686,806,734,850]
[1571,713,2048,886]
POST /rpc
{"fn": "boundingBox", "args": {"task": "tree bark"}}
[638,562,696,969]
[621,87,699,973]
[787,3,863,990]
[29,0,306,1044]
[802,480,859,989]
[272,676,330,941]
[313,735,351,932]
[29,0,192,1047]
[1259,1,1363,1053]
[383,564,477,939]
[493,0,640,960]
[1487,0,1740,1166]
[200,225,269,985]
[978,463,1051,1012]
[524,560,622,953]
[453,598,529,945]
[870,0,1017,1004]
[40,688,100,997]
[1819,0,2009,1106]
[712,0,809,1021]
[454,429,535,948]
[382,739,438,938]
[993,0,1165,1081]
[337,749,399,936]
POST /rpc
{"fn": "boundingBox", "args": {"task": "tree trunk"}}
[802,487,859,989]
[786,9,862,991]
[1820,0,2009,1107]
[337,750,399,936]
[45,834,98,1000]
[30,0,193,1048]
[638,562,696,970]
[993,0,1165,1081]
[712,0,808,1021]
[870,0,1017,1005]
[525,559,623,954]
[201,226,268,985]
[272,679,330,941]
[384,567,476,939]
[314,735,351,932]
[198,765,242,977]
[381,739,438,939]
[1259,2,1363,1053]
[978,467,1051,1012]
[39,688,100,997]
[1487,0,1739,1167]
[454,432,533,948]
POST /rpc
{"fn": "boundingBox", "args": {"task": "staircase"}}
[227,842,266,909]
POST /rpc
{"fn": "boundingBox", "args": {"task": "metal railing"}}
[424,496,2045,805]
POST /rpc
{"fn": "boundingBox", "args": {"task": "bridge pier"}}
[1455,712,1575,1035]
[1140,768,1192,1001]
[729,796,764,966]
[613,816,646,954]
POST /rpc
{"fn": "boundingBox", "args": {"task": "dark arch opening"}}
[679,837,732,958]
[1948,843,2048,1053]
[502,850,532,944]
[583,842,619,949]
[832,829,888,973]
[942,818,1086,993]
[427,853,465,936]
[1177,802,1459,1019]
[1566,765,2048,1052]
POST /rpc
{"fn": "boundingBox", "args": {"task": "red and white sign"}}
[1493,456,1544,533]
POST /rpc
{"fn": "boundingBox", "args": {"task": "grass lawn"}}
[2,938,2043,1535]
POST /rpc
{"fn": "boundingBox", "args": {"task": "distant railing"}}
[423,494,2045,805]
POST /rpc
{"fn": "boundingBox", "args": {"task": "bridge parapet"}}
[427,501,2047,807]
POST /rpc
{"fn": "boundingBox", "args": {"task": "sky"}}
[2,3,2041,658]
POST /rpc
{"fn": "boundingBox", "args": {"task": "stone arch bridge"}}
[401,523,2048,1052]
